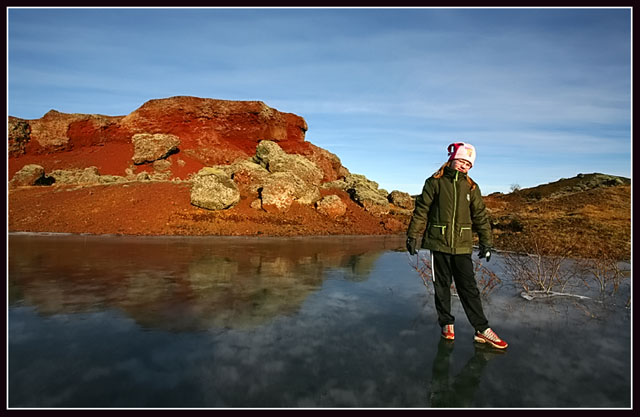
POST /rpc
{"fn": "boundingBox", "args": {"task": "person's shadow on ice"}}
[428,337,506,408]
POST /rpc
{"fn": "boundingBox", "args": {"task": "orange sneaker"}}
[474,328,508,349]
[441,324,455,340]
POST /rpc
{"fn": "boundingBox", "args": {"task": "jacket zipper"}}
[451,171,458,249]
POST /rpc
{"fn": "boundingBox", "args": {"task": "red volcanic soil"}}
[8,142,206,180]
[8,181,407,237]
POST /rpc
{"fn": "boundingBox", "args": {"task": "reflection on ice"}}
[429,339,505,408]
[8,234,631,408]
[9,234,401,331]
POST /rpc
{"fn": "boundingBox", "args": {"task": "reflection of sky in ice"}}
[8,235,631,408]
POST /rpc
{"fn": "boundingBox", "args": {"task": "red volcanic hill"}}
[9,96,344,182]
[8,96,412,237]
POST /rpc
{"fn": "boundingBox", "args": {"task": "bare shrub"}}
[502,230,589,300]
[474,260,502,296]
[577,244,630,297]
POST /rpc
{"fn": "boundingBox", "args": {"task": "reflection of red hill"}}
[9,235,404,331]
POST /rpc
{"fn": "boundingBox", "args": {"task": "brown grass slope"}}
[484,173,631,261]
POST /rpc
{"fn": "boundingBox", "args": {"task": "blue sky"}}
[7,7,631,195]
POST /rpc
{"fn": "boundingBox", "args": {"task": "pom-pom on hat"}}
[447,142,476,167]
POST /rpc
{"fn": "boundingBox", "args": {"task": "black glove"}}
[478,245,492,262]
[406,237,418,255]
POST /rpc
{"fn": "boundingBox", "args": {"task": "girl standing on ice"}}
[406,142,508,349]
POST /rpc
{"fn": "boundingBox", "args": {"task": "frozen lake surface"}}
[8,233,631,408]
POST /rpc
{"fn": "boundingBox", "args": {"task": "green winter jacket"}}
[407,166,493,254]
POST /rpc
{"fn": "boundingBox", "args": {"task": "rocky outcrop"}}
[131,133,181,165]
[210,159,270,194]
[388,190,415,210]
[254,140,323,185]
[118,96,309,167]
[316,195,347,218]
[152,159,172,173]
[29,110,125,152]
[190,168,241,210]
[259,173,303,212]
[9,164,45,187]
[10,98,307,156]
[324,173,390,216]
[8,116,31,157]
[561,173,630,194]
[260,172,321,213]
[48,167,128,185]
[192,141,323,213]
[304,144,350,182]
[120,96,307,143]
[8,164,169,187]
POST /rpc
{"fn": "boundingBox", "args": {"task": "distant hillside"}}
[484,173,631,261]
[491,173,630,201]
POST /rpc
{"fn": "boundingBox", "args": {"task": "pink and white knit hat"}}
[447,142,476,166]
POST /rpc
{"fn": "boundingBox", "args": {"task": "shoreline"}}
[7,230,406,241]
